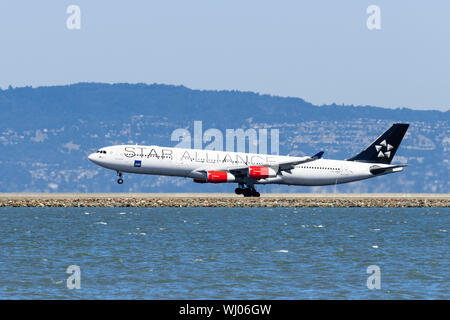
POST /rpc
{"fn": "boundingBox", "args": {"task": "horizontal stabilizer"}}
[370,164,408,175]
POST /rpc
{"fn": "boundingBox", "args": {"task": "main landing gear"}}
[235,183,260,197]
[117,171,124,184]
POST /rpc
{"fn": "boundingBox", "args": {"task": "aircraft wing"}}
[194,164,249,176]
[194,151,324,176]
[275,151,324,171]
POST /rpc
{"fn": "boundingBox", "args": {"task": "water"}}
[0,207,448,299]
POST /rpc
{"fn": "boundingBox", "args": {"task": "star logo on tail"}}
[375,140,394,158]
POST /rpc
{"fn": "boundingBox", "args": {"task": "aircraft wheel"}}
[242,189,252,197]
[117,178,124,184]
[235,188,243,195]
[252,191,260,197]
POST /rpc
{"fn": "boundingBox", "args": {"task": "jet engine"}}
[248,166,277,179]
[206,171,236,183]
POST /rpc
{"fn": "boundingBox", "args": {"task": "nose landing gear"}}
[235,183,260,197]
[117,171,124,184]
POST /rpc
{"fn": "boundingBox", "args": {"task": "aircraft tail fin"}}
[347,123,409,164]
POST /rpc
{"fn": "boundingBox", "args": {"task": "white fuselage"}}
[88,145,400,186]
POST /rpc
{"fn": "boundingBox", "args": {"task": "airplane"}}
[88,123,409,197]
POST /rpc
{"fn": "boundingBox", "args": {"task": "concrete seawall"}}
[0,193,449,207]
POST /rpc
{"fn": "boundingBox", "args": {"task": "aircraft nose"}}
[88,153,96,162]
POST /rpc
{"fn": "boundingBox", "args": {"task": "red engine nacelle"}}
[207,171,235,183]
[248,166,277,179]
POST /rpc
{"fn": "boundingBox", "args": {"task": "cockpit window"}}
[97,150,107,154]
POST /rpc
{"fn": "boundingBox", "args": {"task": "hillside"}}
[0,83,448,193]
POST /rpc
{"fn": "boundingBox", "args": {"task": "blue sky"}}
[1,1,449,111]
